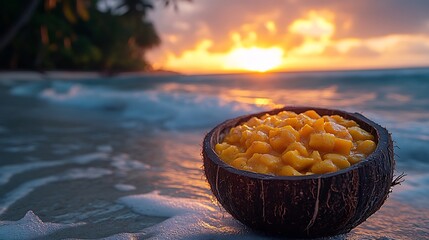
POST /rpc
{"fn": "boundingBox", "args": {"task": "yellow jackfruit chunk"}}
[311,160,338,174]
[215,142,230,154]
[299,124,314,138]
[255,124,273,135]
[303,110,321,119]
[269,126,300,152]
[348,127,374,141]
[278,111,297,119]
[247,154,270,174]
[356,140,376,155]
[298,113,315,126]
[312,118,325,132]
[263,116,281,127]
[348,153,366,164]
[333,138,353,155]
[246,141,272,155]
[311,150,322,162]
[258,154,281,171]
[324,153,350,169]
[247,153,281,173]
[331,115,358,127]
[244,130,269,148]
[279,117,302,129]
[285,142,309,157]
[246,117,263,127]
[219,145,240,162]
[231,157,247,169]
[324,122,352,140]
[281,150,315,171]
[260,113,270,120]
[224,126,246,144]
[240,130,253,146]
[309,133,336,152]
[278,165,303,176]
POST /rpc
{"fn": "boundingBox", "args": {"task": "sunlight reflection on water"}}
[0,69,428,239]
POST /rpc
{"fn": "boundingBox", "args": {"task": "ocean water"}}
[0,68,428,239]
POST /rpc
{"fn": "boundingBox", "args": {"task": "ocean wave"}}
[0,167,112,215]
[11,81,264,130]
[0,152,108,185]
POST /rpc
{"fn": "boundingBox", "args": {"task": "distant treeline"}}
[0,0,186,71]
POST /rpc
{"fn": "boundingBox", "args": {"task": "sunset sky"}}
[146,0,429,74]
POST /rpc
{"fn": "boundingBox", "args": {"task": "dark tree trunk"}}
[0,0,41,51]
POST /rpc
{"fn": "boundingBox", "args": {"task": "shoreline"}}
[1,65,429,81]
[0,69,181,81]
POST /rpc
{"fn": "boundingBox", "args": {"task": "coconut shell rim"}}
[203,106,390,181]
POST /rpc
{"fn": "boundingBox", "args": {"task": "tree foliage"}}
[0,0,181,71]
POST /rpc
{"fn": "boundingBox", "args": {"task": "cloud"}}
[324,44,380,58]
[147,0,429,73]
[330,0,429,38]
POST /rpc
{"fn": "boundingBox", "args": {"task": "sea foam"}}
[0,210,83,240]
[0,167,112,215]
[0,152,108,185]
[114,184,136,192]
[111,153,151,172]
[118,191,256,240]
[116,189,429,240]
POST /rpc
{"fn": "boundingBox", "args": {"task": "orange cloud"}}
[265,21,277,34]
[148,1,429,74]
[289,11,335,38]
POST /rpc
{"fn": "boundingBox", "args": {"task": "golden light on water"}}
[224,47,283,72]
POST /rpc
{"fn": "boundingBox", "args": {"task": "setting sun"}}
[148,2,429,74]
[224,47,284,72]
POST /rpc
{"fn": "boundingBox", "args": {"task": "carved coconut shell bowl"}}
[202,106,395,238]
